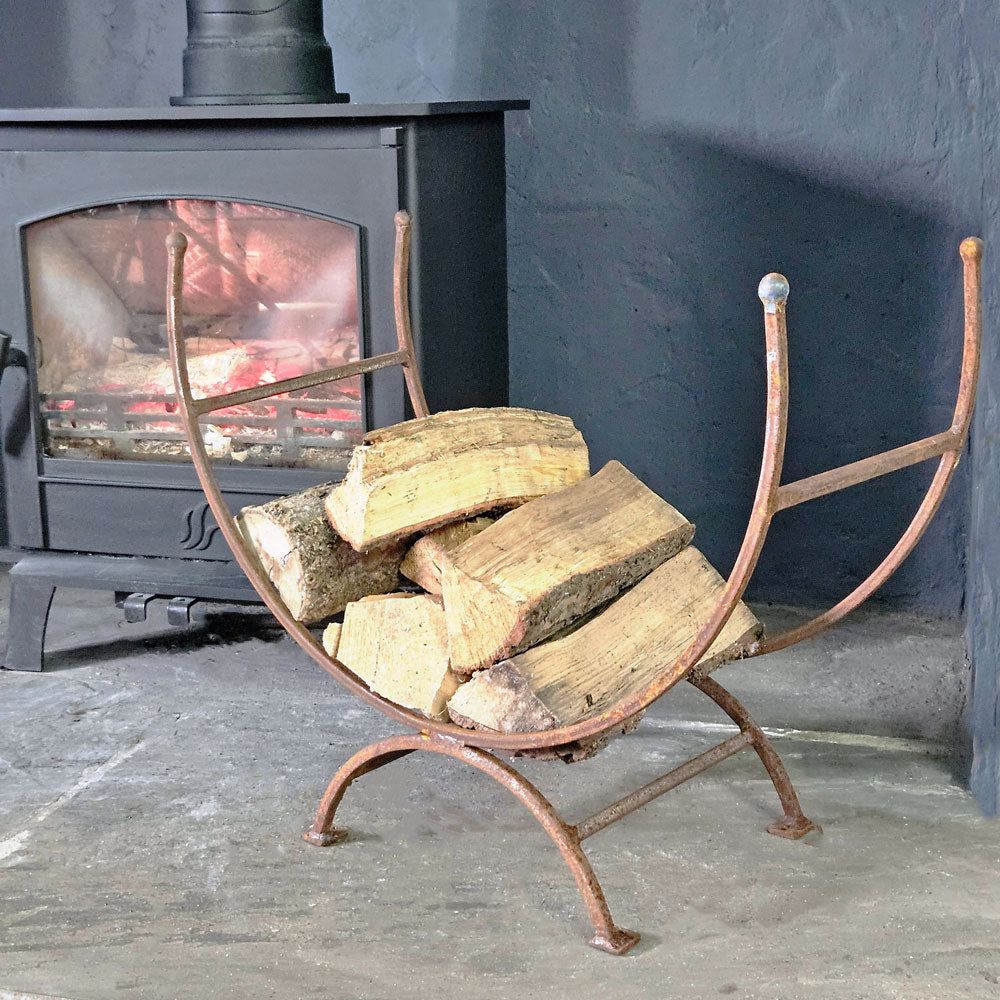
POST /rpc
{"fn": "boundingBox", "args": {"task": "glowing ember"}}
[45,347,362,450]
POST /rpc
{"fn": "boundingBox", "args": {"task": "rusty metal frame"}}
[166,221,983,954]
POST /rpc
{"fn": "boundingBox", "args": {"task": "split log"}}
[237,483,406,623]
[447,545,762,735]
[322,622,342,658]
[336,593,462,720]
[399,515,498,593]
[324,407,590,550]
[442,461,695,675]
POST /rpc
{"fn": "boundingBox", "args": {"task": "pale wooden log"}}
[399,515,498,593]
[237,483,406,624]
[336,593,462,721]
[322,622,342,658]
[324,407,590,550]
[442,461,695,675]
[447,545,762,735]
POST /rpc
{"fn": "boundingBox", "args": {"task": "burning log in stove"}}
[27,225,128,393]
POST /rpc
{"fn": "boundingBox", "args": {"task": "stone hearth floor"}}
[0,567,997,1000]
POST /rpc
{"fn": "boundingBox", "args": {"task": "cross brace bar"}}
[189,349,410,415]
[573,730,754,840]
[774,429,959,511]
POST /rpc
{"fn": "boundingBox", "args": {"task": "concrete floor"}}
[1,573,998,1000]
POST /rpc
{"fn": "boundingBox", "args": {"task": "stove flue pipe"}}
[172,0,349,105]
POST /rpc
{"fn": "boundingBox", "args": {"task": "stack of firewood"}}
[239,407,762,759]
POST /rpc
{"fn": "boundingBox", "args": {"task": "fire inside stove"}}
[27,199,364,469]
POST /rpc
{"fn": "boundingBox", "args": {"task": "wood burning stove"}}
[0,100,526,670]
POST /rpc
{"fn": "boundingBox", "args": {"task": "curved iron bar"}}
[301,733,640,955]
[688,673,819,839]
[302,671,817,952]
[165,229,790,752]
[391,212,429,418]
[753,237,983,655]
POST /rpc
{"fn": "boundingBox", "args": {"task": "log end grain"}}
[399,515,499,593]
[322,622,342,658]
[338,592,462,721]
[238,482,406,624]
[447,661,558,733]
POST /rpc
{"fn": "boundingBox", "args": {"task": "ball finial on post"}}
[758,273,790,314]
[960,237,984,262]
[166,231,188,255]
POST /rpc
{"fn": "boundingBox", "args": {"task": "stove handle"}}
[0,332,9,375]
[0,333,30,392]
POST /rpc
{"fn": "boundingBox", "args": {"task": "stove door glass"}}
[27,199,362,469]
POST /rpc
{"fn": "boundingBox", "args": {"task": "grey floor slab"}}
[0,576,996,1000]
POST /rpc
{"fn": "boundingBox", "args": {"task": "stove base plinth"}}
[1,551,260,672]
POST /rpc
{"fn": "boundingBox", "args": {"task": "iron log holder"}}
[166,216,983,955]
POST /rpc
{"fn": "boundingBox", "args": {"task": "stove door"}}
[0,143,403,557]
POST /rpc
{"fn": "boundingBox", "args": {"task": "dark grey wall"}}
[960,14,1000,812]
[1,2,995,617]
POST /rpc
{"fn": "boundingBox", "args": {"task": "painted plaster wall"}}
[959,11,1000,813]
[0,2,994,616]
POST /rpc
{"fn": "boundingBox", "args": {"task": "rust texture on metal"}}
[773,430,959,512]
[167,228,981,953]
[689,673,820,839]
[392,210,431,418]
[573,730,754,841]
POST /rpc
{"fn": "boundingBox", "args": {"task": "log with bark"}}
[399,515,498,593]
[324,407,590,550]
[447,545,762,735]
[334,593,462,720]
[442,461,695,675]
[237,483,407,623]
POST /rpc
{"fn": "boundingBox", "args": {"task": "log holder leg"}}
[302,678,816,955]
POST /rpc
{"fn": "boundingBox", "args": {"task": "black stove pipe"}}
[172,0,349,106]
